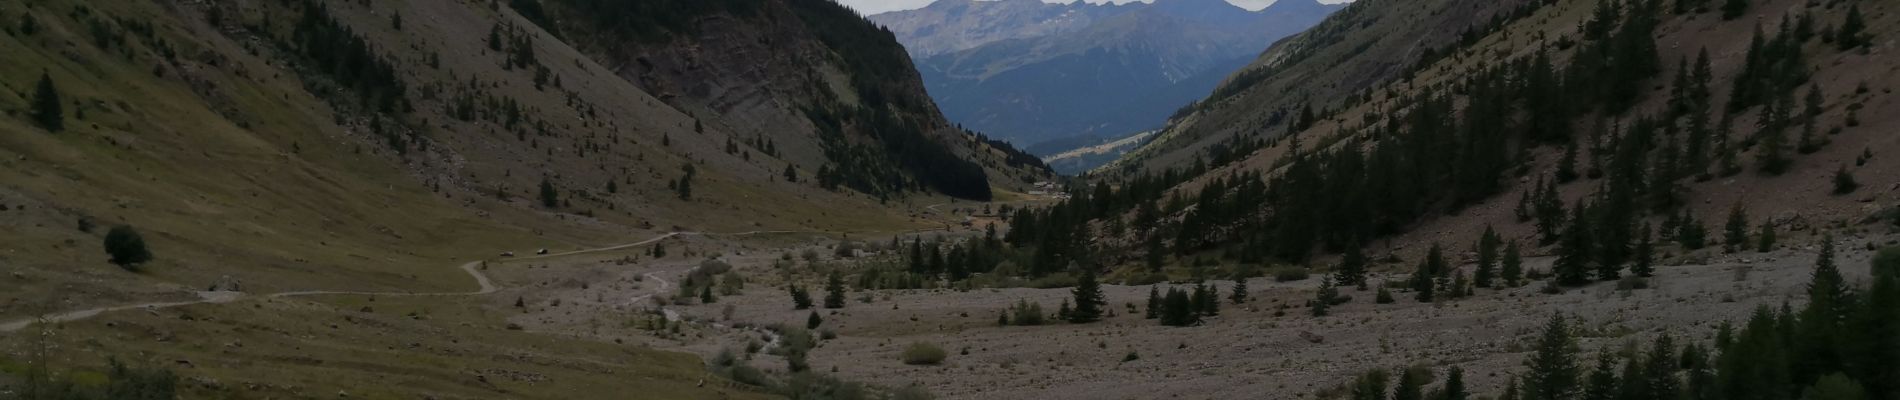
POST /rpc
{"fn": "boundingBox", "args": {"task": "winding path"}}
[0,230,821,334]
[0,192,1049,335]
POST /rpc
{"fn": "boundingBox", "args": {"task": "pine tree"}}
[1415,243,1446,302]
[1557,143,1582,183]
[1395,366,1430,400]
[1068,268,1105,323]
[1351,369,1391,400]
[1724,204,1749,253]
[1795,235,1851,385]
[1584,352,1621,400]
[32,72,62,132]
[1556,209,1596,286]
[806,311,823,329]
[1476,227,1501,289]
[1145,234,1166,272]
[1198,282,1220,317]
[1678,211,1709,250]
[1441,367,1469,400]
[699,284,715,304]
[1313,276,1338,317]
[1337,245,1368,288]
[1229,277,1249,304]
[1756,222,1775,252]
[1836,5,1866,50]
[1756,94,1792,175]
[539,177,559,208]
[1160,287,1197,326]
[1720,0,1748,20]
[1631,225,1655,277]
[1833,165,1859,195]
[1643,335,1680,400]
[1845,270,1899,398]
[1145,285,1161,319]
[822,271,846,309]
[1502,241,1524,287]
[1523,315,1580,400]
[790,285,813,310]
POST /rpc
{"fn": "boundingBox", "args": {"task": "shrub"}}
[1874,247,1900,280]
[1274,267,1311,282]
[1616,275,1650,291]
[104,225,153,269]
[727,365,770,386]
[901,342,947,365]
[834,241,860,258]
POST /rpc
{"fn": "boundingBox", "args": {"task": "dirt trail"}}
[0,191,1052,334]
[0,230,831,334]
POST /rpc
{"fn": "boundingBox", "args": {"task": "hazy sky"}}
[840,0,1332,15]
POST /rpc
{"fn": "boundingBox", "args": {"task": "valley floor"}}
[492,229,1895,399]
[2,199,1886,399]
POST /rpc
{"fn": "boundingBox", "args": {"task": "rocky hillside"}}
[870,0,1140,58]
[0,0,1049,396]
[0,0,1046,387]
[876,0,1341,147]
[1026,0,1896,276]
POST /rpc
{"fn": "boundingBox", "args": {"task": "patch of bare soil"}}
[494,229,1896,399]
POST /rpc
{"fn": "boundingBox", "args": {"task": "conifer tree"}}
[1414,243,1446,302]
[1631,225,1655,277]
[1501,241,1524,287]
[1351,369,1390,400]
[1846,269,1899,398]
[1837,5,1866,50]
[1313,276,1337,317]
[1395,366,1430,400]
[1476,227,1501,289]
[806,311,823,329]
[1160,287,1197,326]
[539,177,559,208]
[1724,204,1749,253]
[1337,245,1368,288]
[1643,335,1680,400]
[700,284,715,304]
[1677,210,1708,250]
[1230,277,1249,304]
[1756,222,1776,252]
[1795,235,1850,385]
[1523,315,1580,400]
[1756,94,1792,175]
[1145,285,1161,319]
[822,271,846,309]
[1440,367,1469,400]
[1068,268,1105,323]
[1145,234,1166,272]
[1556,209,1596,286]
[1557,143,1582,183]
[1199,282,1220,317]
[1833,165,1858,195]
[1720,0,1748,20]
[32,72,62,132]
[790,285,813,310]
[1588,352,1618,400]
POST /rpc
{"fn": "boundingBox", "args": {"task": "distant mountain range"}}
[870,0,1342,148]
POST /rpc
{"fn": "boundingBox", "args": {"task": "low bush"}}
[901,342,947,365]
[1274,267,1310,282]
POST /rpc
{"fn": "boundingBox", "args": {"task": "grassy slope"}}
[1098,0,1898,267]
[0,0,980,396]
